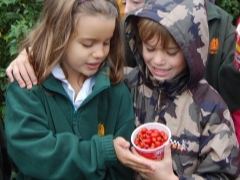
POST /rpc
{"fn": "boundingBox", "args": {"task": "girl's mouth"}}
[86,63,101,70]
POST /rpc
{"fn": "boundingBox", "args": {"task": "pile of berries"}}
[133,127,168,149]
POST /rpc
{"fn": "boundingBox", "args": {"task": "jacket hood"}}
[124,0,209,87]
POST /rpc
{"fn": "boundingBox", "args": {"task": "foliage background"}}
[0,0,43,123]
[0,0,239,177]
[0,0,239,124]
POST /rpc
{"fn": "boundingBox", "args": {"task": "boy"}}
[123,0,239,179]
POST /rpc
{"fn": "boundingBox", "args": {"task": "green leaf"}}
[0,68,6,78]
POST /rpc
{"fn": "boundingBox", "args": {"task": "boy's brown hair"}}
[137,17,178,49]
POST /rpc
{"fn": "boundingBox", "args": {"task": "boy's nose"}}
[153,53,166,65]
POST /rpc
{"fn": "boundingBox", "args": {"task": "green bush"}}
[0,0,239,124]
[0,0,238,178]
[0,0,43,123]
[216,0,240,25]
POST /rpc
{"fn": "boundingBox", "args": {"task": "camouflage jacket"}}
[123,0,240,179]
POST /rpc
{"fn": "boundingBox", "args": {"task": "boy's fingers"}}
[6,63,14,83]
[127,160,154,173]
[164,142,171,159]
[5,50,37,88]
[12,63,28,88]
[133,166,154,174]
[25,63,37,85]
[23,63,38,89]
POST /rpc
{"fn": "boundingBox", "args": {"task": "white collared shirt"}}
[52,64,95,110]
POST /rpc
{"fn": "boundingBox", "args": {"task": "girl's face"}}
[64,15,115,81]
[122,0,145,15]
[142,37,187,81]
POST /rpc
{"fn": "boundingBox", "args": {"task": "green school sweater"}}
[5,66,135,180]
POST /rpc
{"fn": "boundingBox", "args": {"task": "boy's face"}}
[122,0,145,16]
[142,37,187,82]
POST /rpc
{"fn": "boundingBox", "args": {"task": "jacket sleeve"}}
[4,82,134,180]
[175,96,240,179]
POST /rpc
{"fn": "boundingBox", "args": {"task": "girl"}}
[4,0,151,179]
[123,0,239,179]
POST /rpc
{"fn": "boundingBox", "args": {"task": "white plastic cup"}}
[131,122,171,161]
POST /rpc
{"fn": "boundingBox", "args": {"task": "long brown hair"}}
[21,0,125,85]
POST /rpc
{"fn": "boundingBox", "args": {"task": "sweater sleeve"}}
[106,83,136,180]
[4,82,134,180]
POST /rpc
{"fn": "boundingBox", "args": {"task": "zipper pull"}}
[72,111,82,140]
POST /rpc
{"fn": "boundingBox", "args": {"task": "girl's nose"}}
[92,46,105,59]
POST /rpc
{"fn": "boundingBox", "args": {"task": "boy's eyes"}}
[146,47,155,52]
[146,47,179,56]
[167,51,178,56]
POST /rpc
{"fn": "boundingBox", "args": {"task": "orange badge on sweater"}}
[98,123,105,136]
[209,38,219,54]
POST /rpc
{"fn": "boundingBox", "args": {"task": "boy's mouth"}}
[152,67,171,76]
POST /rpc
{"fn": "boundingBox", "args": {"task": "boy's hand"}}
[133,142,179,180]
[6,50,37,89]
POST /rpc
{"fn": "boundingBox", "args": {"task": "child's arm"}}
[6,50,37,89]
[109,84,156,178]
[193,110,239,179]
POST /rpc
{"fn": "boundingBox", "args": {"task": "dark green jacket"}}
[205,1,239,113]
[4,66,135,180]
